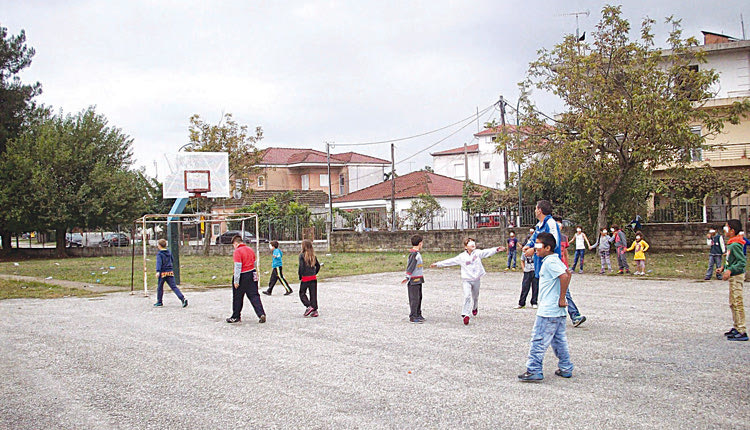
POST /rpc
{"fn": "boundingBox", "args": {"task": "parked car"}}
[65,233,83,247]
[215,230,267,245]
[100,232,130,247]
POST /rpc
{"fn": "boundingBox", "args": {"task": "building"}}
[331,170,495,230]
[431,126,519,189]
[245,147,391,197]
[656,31,750,222]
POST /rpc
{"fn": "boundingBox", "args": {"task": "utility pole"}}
[326,142,333,248]
[500,96,508,185]
[390,143,396,231]
[516,97,522,227]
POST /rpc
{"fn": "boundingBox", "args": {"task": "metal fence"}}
[648,202,750,224]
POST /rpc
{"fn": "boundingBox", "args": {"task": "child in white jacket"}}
[431,237,505,325]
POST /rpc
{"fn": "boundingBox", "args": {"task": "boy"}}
[704,229,725,280]
[431,238,505,325]
[718,220,747,341]
[612,224,630,274]
[227,235,266,324]
[514,248,538,309]
[518,232,573,382]
[402,235,425,323]
[153,239,188,308]
[262,240,293,296]
[505,231,518,271]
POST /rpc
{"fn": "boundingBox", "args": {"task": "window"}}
[454,163,464,179]
[257,176,265,187]
[339,173,345,195]
[301,174,309,190]
[689,126,703,162]
[483,161,490,170]
[319,174,329,187]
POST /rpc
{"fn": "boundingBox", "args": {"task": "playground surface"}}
[1,270,748,429]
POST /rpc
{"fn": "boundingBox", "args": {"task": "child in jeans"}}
[505,231,518,271]
[431,238,505,325]
[626,231,649,275]
[570,226,591,274]
[518,232,573,382]
[514,251,538,309]
[589,228,613,274]
[153,239,188,308]
[719,219,747,341]
[298,239,321,317]
[402,234,425,323]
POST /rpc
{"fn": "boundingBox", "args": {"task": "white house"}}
[431,126,519,190]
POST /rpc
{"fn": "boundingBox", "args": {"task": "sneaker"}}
[463,315,470,325]
[258,314,266,323]
[625,269,630,274]
[181,298,188,308]
[153,302,163,307]
[578,270,583,274]
[262,290,271,296]
[573,316,587,327]
[284,290,293,296]
[409,317,423,323]
[554,369,572,378]
[531,304,538,309]
[618,270,624,274]
[725,328,739,337]
[600,270,605,275]
[417,316,426,322]
[704,277,711,281]
[514,305,525,309]
[517,371,543,382]
[504,268,509,271]
[304,306,314,317]
[310,310,319,317]
[226,317,241,323]
[727,332,749,341]
[472,308,478,316]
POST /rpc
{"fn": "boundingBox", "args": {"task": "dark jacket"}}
[156,249,174,273]
[298,254,320,280]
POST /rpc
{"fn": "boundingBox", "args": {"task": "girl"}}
[571,226,591,274]
[589,228,613,274]
[298,239,321,317]
[262,240,293,296]
[626,231,650,275]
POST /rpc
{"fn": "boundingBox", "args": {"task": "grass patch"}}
[0,249,713,293]
[0,278,101,300]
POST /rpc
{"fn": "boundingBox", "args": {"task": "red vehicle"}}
[475,214,501,228]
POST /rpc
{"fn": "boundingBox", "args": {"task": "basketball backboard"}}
[162,152,230,198]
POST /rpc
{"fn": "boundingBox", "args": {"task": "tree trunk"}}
[0,229,12,253]
[55,227,67,257]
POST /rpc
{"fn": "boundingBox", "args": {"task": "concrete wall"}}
[331,223,718,253]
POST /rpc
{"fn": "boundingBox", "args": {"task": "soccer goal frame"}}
[132,213,259,296]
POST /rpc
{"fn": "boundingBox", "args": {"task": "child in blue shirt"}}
[505,231,518,270]
[518,232,573,382]
[153,239,187,308]
[262,240,293,296]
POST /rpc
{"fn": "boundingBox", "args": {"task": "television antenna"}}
[559,10,590,41]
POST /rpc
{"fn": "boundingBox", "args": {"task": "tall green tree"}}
[519,5,750,230]
[0,25,42,250]
[4,107,150,255]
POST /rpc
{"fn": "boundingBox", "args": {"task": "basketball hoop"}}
[162,152,230,199]
[184,170,211,198]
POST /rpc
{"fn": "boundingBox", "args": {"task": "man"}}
[226,235,266,324]
[522,200,587,327]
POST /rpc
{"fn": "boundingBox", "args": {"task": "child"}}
[514,249,538,309]
[626,231,649,275]
[704,229,725,280]
[262,240,293,296]
[431,238,505,325]
[612,224,630,274]
[505,231,518,271]
[518,232,573,382]
[153,239,188,308]
[401,234,425,323]
[570,226,591,274]
[718,220,747,341]
[298,239,321,317]
[552,216,570,268]
[589,228,613,274]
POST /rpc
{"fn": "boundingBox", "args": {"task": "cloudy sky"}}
[4,1,748,178]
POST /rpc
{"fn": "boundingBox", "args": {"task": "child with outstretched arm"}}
[431,238,505,325]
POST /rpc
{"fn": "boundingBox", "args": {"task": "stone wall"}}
[331,223,717,253]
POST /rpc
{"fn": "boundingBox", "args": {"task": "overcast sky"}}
[4,1,748,178]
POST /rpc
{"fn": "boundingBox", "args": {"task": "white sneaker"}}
[513,305,525,309]
[532,304,538,309]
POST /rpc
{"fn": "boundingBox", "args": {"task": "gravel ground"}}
[1,270,748,429]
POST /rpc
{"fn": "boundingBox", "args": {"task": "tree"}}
[462,181,500,215]
[519,5,750,230]
[406,194,443,230]
[3,107,150,255]
[0,25,42,250]
[236,191,314,239]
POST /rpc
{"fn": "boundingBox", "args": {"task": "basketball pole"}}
[142,216,148,297]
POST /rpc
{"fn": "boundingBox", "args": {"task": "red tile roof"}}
[259,147,390,165]
[474,125,520,137]
[431,144,479,156]
[333,171,488,203]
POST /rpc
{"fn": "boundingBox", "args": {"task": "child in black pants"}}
[298,239,321,317]
[401,234,425,323]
